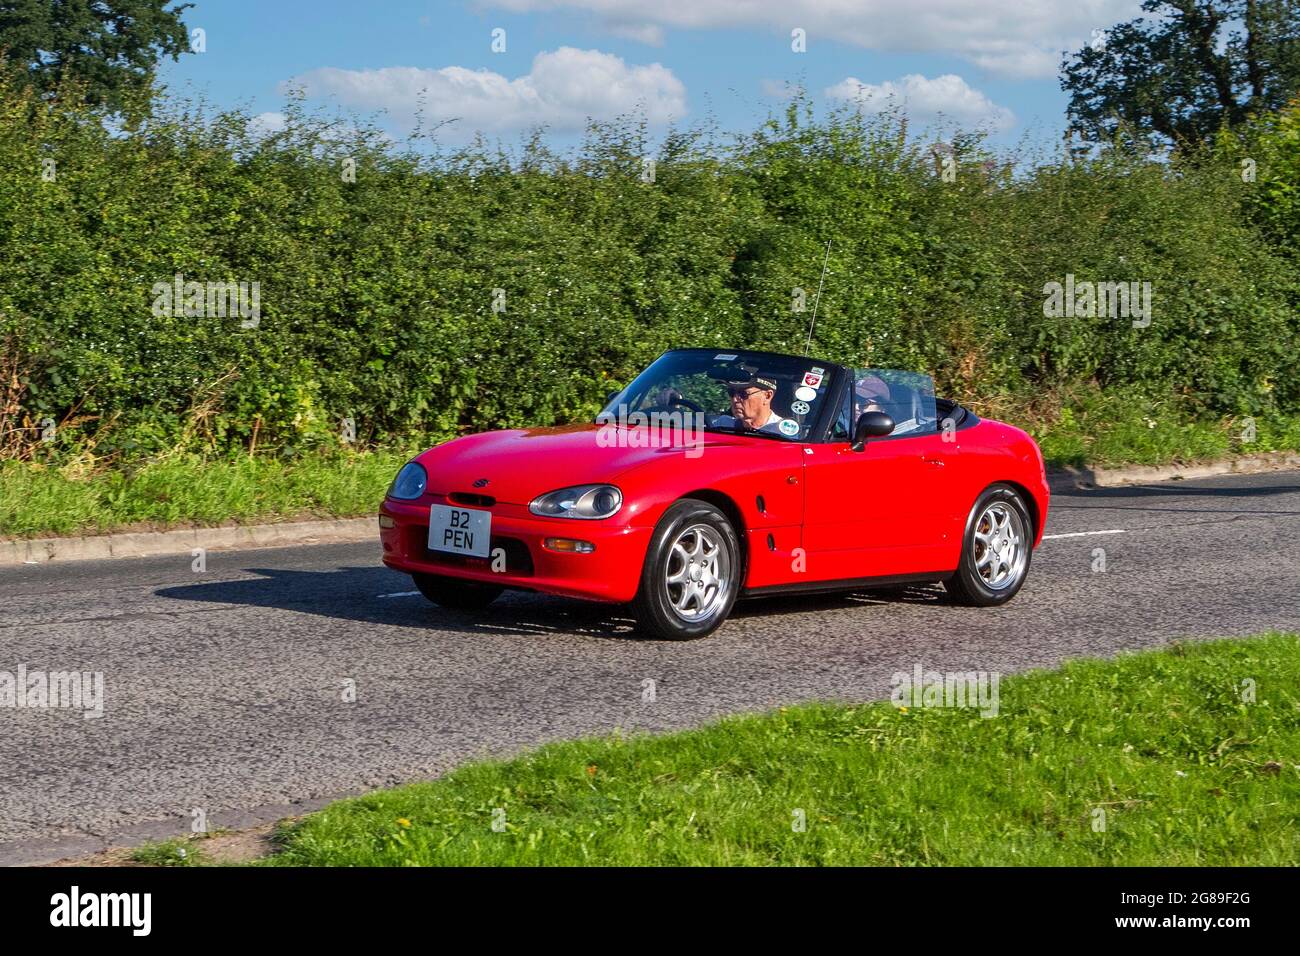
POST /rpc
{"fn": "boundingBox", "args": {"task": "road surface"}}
[2,470,1298,864]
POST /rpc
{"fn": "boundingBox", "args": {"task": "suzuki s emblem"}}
[473,478,490,488]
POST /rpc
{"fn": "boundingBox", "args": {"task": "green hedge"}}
[1,83,1297,466]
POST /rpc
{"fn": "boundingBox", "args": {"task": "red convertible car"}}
[379,349,1049,639]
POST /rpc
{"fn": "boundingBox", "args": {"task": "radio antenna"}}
[804,240,831,355]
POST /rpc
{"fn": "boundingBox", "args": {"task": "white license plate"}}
[427,504,491,558]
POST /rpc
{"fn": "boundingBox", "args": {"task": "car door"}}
[800,380,953,582]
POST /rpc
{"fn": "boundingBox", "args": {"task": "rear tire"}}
[944,484,1033,607]
[631,499,741,640]
[412,572,503,610]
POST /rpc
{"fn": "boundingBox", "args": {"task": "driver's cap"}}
[726,372,777,392]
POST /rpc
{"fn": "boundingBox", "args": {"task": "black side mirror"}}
[851,411,894,451]
[604,389,620,406]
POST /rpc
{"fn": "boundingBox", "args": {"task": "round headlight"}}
[529,484,623,519]
[388,461,428,500]
[592,488,619,515]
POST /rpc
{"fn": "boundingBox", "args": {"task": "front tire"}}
[631,499,741,640]
[412,572,503,610]
[944,484,1033,607]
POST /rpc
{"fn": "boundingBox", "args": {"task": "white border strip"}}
[1042,529,1128,540]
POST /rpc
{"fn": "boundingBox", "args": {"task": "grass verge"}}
[128,836,211,867]
[1028,391,1300,468]
[0,451,407,539]
[265,633,1300,866]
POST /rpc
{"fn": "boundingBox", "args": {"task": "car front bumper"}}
[379,498,652,603]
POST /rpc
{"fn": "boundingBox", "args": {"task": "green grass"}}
[1034,391,1300,468]
[128,836,211,867]
[266,633,1300,866]
[0,451,407,539]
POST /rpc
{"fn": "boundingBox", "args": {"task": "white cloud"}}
[285,47,686,136]
[249,111,288,135]
[605,21,665,45]
[826,74,1015,131]
[761,78,798,99]
[482,0,1143,79]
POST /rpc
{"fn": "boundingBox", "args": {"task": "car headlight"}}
[529,484,623,519]
[388,461,428,500]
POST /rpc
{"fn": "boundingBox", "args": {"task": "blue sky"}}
[158,0,1145,153]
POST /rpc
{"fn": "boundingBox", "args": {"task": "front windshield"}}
[599,350,837,441]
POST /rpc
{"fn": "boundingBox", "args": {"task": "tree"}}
[1062,0,1300,147]
[0,0,193,112]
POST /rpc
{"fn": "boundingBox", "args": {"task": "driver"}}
[714,372,791,435]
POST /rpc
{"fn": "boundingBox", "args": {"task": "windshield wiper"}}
[701,425,797,441]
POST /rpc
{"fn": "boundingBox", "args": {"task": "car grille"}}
[448,492,497,508]
[407,526,534,576]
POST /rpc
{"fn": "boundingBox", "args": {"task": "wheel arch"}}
[676,488,748,577]
[998,480,1040,541]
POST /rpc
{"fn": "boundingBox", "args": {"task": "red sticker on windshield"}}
[802,372,823,389]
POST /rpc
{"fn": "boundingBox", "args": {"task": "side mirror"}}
[851,411,894,451]
[604,389,620,406]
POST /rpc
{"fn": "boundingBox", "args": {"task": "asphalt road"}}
[2,470,1299,864]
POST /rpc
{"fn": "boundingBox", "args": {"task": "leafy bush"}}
[0,81,1296,469]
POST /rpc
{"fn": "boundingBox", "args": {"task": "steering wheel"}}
[651,388,705,414]
[669,396,705,414]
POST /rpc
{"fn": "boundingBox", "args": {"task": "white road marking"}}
[1042,529,1128,540]
[377,590,421,598]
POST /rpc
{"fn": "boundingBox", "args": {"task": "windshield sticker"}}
[790,401,811,415]
[811,367,825,375]
[779,419,800,437]
[713,353,738,361]
[795,385,817,402]
[802,372,824,389]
